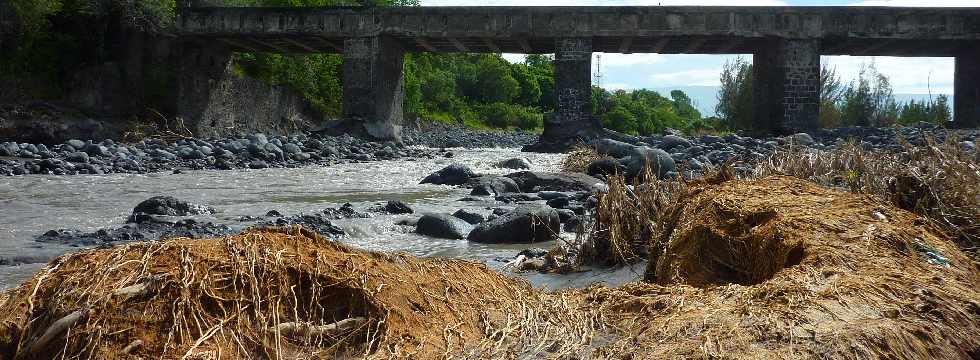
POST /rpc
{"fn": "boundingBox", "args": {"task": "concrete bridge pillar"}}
[954,50,980,129]
[753,39,821,134]
[176,41,232,129]
[341,36,405,141]
[525,38,603,152]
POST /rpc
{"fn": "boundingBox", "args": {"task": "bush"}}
[514,107,543,130]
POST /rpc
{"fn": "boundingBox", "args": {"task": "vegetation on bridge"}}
[717,57,952,131]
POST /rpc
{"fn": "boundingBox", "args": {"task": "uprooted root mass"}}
[1,176,978,359]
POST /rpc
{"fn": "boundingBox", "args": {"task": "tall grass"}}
[574,133,979,269]
[755,136,979,254]
[559,145,602,173]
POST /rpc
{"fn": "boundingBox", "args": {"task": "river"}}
[0,147,643,290]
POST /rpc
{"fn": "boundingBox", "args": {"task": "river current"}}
[0,148,643,290]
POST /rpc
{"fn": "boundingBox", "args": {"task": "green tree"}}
[511,64,542,107]
[602,106,638,134]
[819,65,845,128]
[840,62,898,127]
[716,57,754,131]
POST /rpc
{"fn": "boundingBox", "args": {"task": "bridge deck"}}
[178,6,980,56]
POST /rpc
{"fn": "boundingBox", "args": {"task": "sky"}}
[420,0,980,96]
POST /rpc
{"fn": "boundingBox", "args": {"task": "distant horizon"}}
[632,85,953,117]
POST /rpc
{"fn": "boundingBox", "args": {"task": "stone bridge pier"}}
[173,6,980,145]
[526,38,605,152]
[956,50,980,129]
[341,36,405,140]
[754,39,821,134]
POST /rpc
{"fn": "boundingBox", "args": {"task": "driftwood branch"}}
[17,309,89,359]
[112,277,159,301]
[268,317,367,338]
[122,339,143,354]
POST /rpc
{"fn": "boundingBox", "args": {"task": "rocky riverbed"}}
[0,123,538,176]
[1,124,976,289]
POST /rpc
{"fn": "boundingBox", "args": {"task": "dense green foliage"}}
[2,0,175,96]
[716,58,952,131]
[716,57,754,131]
[4,0,711,134]
[591,87,704,135]
[402,53,551,130]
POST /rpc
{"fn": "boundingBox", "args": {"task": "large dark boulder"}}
[452,209,485,225]
[467,205,560,244]
[586,158,625,177]
[127,196,214,223]
[469,175,521,196]
[660,135,692,149]
[380,200,414,214]
[420,163,477,186]
[623,146,675,179]
[496,157,532,170]
[416,213,472,239]
[592,138,635,158]
[504,171,603,193]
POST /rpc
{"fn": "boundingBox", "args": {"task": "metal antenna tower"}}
[594,53,604,88]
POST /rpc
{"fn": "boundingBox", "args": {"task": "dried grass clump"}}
[2,177,979,359]
[560,145,602,173]
[0,227,560,359]
[755,137,980,255]
[589,175,980,359]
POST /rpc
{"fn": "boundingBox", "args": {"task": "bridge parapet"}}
[174,5,980,144]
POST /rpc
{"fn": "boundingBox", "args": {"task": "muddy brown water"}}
[0,148,642,290]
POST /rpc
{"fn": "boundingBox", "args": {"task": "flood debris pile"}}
[2,175,979,359]
[0,227,565,359]
[590,175,980,358]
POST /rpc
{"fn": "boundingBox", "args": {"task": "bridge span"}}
[176,6,980,147]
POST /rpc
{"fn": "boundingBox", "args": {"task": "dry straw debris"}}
[0,227,591,359]
[1,174,978,359]
[754,136,980,256]
[559,145,603,174]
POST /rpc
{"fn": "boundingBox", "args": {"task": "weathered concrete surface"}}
[755,39,821,134]
[341,36,405,140]
[178,6,980,56]
[525,38,604,152]
[954,51,979,129]
[178,42,324,138]
[174,5,980,141]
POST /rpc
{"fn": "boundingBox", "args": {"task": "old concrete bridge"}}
[176,6,980,147]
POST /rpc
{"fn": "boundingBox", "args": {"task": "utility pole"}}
[594,53,603,89]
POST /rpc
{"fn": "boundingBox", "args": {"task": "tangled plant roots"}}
[617,175,980,358]
[560,145,602,173]
[0,227,559,359]
[2,175,979,358]
[755,137,980,256]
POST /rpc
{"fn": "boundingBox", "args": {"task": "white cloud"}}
[848,0,980,6]
[822,56,954,94]
[601,83,635,91]
[500,53,527,63]
[594,53,664,67]
[650,69,722,87]
[422,0,786,6]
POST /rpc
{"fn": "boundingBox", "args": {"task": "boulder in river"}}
[467,205,560,244]
[592,138,635,158]
[452,209,485,225]
[380,200,414,214]
[416,213,472,239]
[127,196,214,223]
[623,146,675,179]
[586,158,625,177]
[420,163,477,186]
[495,157,532,170]
[504,171,603,193]
[469,175,520,196]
